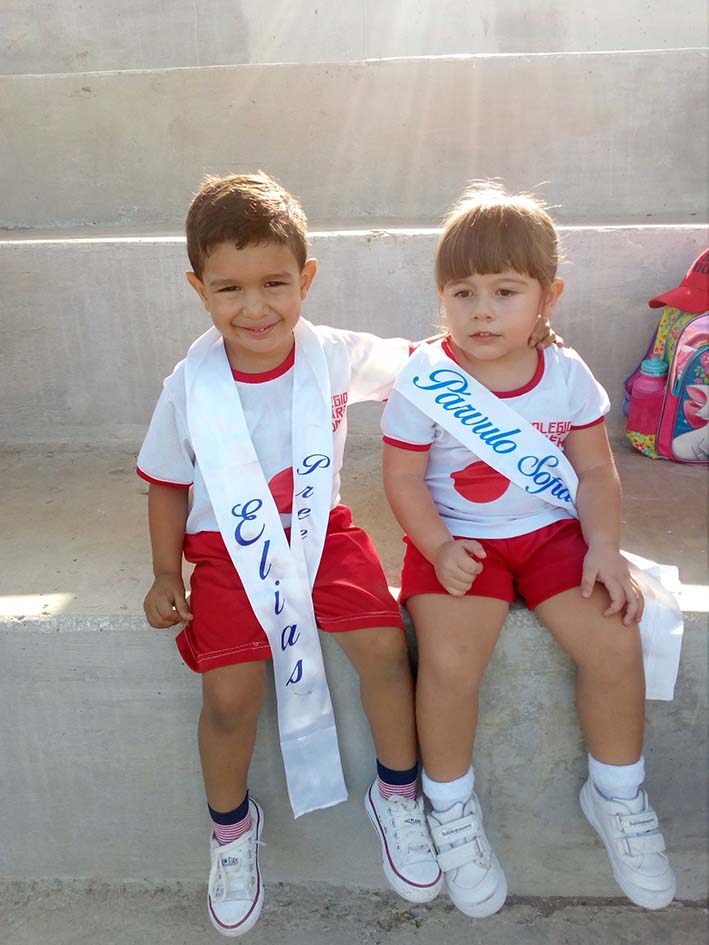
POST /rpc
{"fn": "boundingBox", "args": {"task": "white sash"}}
[395,345,684,701]
[185,320,348,816]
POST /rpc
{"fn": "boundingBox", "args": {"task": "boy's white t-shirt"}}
[137,325,411,534]
[381,339,610,539]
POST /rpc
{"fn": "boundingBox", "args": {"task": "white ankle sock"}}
[588,753,645,800]
[422,766,475,812]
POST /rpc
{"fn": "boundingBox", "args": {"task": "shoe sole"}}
[579,783,676,910]
[364,788,443,903]
[208,799,265,937]
[446,854,507,918]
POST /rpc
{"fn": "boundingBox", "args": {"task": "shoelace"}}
[209,834,263,903]
[385,796,436,864]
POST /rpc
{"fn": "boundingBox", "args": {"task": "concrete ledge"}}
[1,609,706,898]
[1,50,706,228]
[0,443,707,898]
[2,224,706,444]
[4,0,705,74]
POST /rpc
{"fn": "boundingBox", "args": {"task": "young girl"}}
[381,183,676,916]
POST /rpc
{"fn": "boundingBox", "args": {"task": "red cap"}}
[648,249,709,314]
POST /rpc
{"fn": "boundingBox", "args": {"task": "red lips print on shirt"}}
[450,461,510,503]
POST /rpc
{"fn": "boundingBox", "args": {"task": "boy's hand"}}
[528,317,565,350]
[432,538,485,597]
[144,573,194,629]
[580,545,644,626]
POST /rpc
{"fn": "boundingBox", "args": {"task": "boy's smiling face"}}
[187,241,317,372]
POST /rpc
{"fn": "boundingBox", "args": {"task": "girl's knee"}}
[577,625,643,682]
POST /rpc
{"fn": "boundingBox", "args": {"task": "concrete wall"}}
[2,225,705,445]
[1,611,705,899]
[4,0,706,74]
[1,50,706,230]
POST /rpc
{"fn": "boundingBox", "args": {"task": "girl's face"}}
[440,270,562,367]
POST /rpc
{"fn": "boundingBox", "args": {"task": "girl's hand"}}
[144,573,194,629]
[528,317,565,350]
[581,545,644,626]
[432,538,486,597]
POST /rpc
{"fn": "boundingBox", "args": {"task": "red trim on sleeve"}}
[571,416,606,431]
[382,436,432,452]
[136,467,192,488]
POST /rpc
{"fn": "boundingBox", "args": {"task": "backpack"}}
[624,306,708,464]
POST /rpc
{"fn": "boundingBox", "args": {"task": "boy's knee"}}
[202,664,266,729]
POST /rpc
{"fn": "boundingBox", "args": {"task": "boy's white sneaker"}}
[580,778,676,909]
[365,780,443,902]
[428,792,507,918]
[208,799,264,937]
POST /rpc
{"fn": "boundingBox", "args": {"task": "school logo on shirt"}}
[332,392,348,432]
[531,420,573,446]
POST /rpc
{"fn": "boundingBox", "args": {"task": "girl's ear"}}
[544,278,564,314]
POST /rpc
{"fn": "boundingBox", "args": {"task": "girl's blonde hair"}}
[435,182,560,290]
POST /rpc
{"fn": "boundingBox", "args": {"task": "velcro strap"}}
[437,841,483,872]
[618,810,659,834]
[429,814,478,850]
[618,832,666,856]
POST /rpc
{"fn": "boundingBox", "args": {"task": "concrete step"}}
[1,223,706,446]
[4,0,705,74]
[0,443,706,896]
[2,881,707,945]
[1,49,706,230]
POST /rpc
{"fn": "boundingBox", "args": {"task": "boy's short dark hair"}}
[436,182,560,290]
[186,171,309,279]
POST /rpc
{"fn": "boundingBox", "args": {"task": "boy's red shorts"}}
[399,518,588,610]
[177,504,404,673]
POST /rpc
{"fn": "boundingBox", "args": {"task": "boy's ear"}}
[186,271,208,307]
[300,258,317,299]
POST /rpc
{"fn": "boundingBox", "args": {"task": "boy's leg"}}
[199,661,267,811]
[335,626,442,902]
[535,585,675,909]
[408,593,509,918]
[334,625,416,769]
[199,660,267,937]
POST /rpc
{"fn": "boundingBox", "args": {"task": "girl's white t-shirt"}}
[381,340,610,539]
[137,325,410,534]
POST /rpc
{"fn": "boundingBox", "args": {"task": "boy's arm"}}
[563,423,643,625]
[143,483,194,628]
[382,443,485,597]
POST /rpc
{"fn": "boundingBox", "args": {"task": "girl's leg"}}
[535,585,675,909]
[408,593,509,918]
[534,585,644,763]
[408,594,509,780]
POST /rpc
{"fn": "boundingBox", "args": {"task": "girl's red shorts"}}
[400,518,589,610]
[177,504,404,673]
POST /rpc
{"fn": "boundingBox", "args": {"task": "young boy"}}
[138,172,557,935]
[137,172,444,936]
